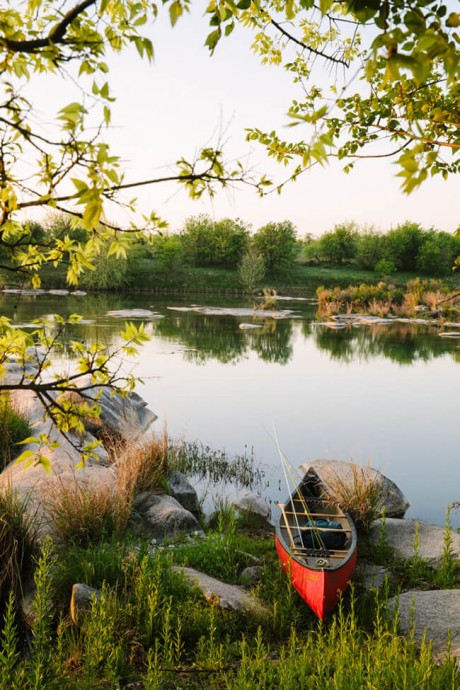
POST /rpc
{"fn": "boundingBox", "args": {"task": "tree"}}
[208,0,460,195]
[0,0,266,462]
[316,223,358,265]
[253,221,298,272]
[180,215,250,268]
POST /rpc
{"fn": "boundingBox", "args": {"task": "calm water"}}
[2,291,459,528]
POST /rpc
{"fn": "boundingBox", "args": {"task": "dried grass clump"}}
[44,477,132,547]
[115,428,172,498]
[326,464,382,533]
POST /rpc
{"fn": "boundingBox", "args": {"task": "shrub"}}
[416,230,459,275]
[383,221,425,271]
[150,232,185,274]
[374,258,397,276]
[253,220,298,272]
[180,215,250,268]
[238,244,265,291]
[316,222,358,264]
[355,229,385,269]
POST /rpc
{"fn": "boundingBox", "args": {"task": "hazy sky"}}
[29,4,458,237]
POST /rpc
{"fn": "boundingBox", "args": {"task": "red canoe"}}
[275,467,357,619]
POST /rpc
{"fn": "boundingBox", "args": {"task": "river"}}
[2,290,459,529]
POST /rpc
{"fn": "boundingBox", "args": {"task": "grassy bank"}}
[0,433,459,688]
[35,262,460,296]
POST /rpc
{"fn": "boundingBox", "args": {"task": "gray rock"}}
[70,584,102,625]
[173,566,267,616]
[86,386,157,440]
[356,561,393,591]
[240,566,263,587]
[389,590,460,660]
[233,492,270,519]
[368,518,460,568]
[168,470,200,515]
[133,493,202,541]
[300,460,410,518]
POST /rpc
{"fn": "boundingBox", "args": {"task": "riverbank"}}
[37,263,460,295]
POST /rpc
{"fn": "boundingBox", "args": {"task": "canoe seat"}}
[295,519,347,551]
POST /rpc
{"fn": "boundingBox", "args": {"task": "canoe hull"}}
[275,535,357,619]
[275,467,358,619]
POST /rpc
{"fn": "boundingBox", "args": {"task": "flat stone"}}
[173,566,267,616]
[133,493,202,541]
[300,460,410,518]
[389,590,460,660]
[368,518,460,567]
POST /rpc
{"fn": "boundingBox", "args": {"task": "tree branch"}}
[269,17,350,67]
[0,0,97,54]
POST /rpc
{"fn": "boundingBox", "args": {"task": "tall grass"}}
[0,485,38,616]
[43,476,132,547]
[0,393,32,470]
[323,463,382,532]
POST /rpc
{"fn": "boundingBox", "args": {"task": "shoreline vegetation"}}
[3,216,458,297]
[0,429,459,688]
[0,408,459,688]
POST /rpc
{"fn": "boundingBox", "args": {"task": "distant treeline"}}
[8,215,460,290]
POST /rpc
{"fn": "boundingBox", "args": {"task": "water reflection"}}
[0,293,459,368]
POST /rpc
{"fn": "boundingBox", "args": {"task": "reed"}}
[324,463,382,532]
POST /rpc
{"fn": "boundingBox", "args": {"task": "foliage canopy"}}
[0,0,458,461]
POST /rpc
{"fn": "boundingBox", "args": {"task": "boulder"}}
[168,470,200,515]
[70,584,102,625]
[133,493,202,541]
[300,460,410,518]
[233,492,270,520]
[368,518,460,568]
[240,566,263,587]
[389,590,460,660]
[173,566,267,616]
[0,383,157,538]
[86,386,157,440]
[356,561,393,591]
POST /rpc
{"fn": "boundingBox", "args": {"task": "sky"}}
[26,3,459,238]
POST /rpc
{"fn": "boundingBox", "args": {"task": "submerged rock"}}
[300,459,410,518]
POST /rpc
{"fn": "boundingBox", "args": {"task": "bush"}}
[374,258,397,276]
[383,221,426,271]
[180,215,250,268]
[416,230,459,275]
[150,232,185,275]
[44,477,132,547]
[355,230,385,269]
[238,244,265,291]
[316,222,358,264]
[253,220,298,272]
